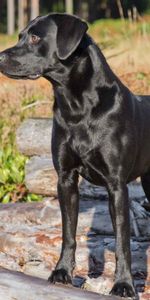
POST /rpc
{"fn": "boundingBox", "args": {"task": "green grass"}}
[0,97,44,203]
[0,80,49,203]
[0,33,17,48]
[89,19,150,48]
[0,145,42,203]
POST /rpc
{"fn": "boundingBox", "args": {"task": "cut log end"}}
[16,118,53,156]
[25,156,57,196]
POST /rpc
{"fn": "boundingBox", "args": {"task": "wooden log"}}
[17,118,150,238]
[24,155,145,200]
[0,200,149,298]
[16,118,53,156]
[0,268,120,300]
[24,158,150,237]
[25,156,57,196]
[25,156,107,198]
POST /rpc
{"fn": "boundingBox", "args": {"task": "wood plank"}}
[0,268,120,300]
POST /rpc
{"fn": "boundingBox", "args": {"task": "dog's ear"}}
[52,14,88,60]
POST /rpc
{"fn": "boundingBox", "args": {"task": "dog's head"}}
[0,13,88,80]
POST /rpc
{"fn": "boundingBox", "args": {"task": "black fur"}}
[1,13,150,298]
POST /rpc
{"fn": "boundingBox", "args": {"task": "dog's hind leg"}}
[107,182,136,298]
[141,172,150,202]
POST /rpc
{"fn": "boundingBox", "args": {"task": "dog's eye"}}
[29,35,40,45]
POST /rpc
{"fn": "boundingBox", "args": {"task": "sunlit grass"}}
[0,19,150,202]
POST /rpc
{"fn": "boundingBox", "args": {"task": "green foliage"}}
[123,0,150,12]
[134,0,150,13]
[89,18,150,48]
[136,72,146,80]
[40,0,65,14]
[22,94,40,107]
[0,146,42,203]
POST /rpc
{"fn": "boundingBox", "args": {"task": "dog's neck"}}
[45,34,118,86]
[44,35,125,121]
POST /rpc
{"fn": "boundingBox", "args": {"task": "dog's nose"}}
[0,54,6,63]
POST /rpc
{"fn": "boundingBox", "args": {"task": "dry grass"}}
[0,20,150,146]
[0,20,150,202]
[105,35,150,95]
[0,75,53,145]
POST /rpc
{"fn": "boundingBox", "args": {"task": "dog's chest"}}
[67,124,95,156]
[67,125,106,185]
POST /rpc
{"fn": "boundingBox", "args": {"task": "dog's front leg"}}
[49,170,79,284]
[107,182,136,298]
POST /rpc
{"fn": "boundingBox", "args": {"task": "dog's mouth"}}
[28,74,41,80]
[1,71,41,80]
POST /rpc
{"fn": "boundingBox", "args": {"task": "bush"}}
[0,145,42,203]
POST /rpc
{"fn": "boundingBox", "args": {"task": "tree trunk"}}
[65,0,73,14]
[7,0,15,35]
[18,0,24,32]
[116,0,124,20]
[31,0,40,20]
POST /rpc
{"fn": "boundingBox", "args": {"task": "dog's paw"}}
[48,268,72,285]
[110,281,136,298]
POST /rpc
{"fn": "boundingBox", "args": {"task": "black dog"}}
[0,13,150,298]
